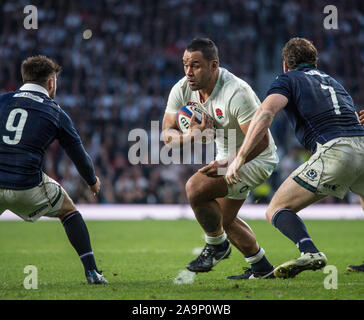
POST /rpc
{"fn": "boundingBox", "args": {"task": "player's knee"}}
[57,195,77,221]
[265,206,276,224]
[185,175,205,206]
[265,210,273,224]
[266,205,290,224]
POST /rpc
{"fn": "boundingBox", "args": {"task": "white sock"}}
[245,247,265,265]
[205,231,227,245]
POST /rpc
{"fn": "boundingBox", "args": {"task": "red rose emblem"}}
[215,108,223,119]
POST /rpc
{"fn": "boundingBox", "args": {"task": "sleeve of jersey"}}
[58,110,97,186]
[165,81,184,114]
[230,88,261,125]
[266,74,292,100]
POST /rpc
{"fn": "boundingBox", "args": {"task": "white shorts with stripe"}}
[0,173,65,222]
[290,136,364,199]
[218,150,279,200]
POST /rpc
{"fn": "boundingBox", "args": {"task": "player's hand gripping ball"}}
[176,105,215,143]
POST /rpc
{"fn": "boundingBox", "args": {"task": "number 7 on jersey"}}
[320,84,341,115]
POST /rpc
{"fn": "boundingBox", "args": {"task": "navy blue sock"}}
[272,209,319,254]
[62,211,98,273]
[246,248,273,273]
[251,255,273,273]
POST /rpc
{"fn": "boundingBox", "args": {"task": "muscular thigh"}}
[185,172,228,203]
[266,176,325,222]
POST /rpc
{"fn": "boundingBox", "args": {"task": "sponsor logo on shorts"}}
[305,169,318,180]
[28,204,48,218]
[239,185,249,193]
[323,183,340,191]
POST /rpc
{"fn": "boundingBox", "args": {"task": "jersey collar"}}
[19,83,50,97]
[295,63,316,71]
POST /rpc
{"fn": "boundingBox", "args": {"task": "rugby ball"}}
[176,105,214,144]
[176,105,203,133]
[176,106,202,133]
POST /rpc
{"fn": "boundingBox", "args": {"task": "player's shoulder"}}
[0,91,17,104]
[171,76,190,94]
[169,75,193,103]
[0,91,16,99]
[9,88,61,109]
[218,67,254,97]
[270,72,295,89]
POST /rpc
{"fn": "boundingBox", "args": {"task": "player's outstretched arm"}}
[88,176,101,197]
[58,110,100,196]
[64,143,100,194]
[225,94,288,185]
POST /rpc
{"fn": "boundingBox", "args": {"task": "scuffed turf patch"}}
[173,270,196,285]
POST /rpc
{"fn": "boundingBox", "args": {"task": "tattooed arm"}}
[225,94,288,185]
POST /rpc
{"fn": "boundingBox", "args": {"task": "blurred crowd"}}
[0,0,363,204]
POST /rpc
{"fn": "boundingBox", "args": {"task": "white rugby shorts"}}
[291,136,364,199]
[218,153,278,200]
[0,173,65,222]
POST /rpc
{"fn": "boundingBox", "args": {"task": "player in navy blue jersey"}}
[0,55,107,284]
[225,37,364,278]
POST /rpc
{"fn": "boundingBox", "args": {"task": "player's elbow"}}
[259,108,275,126]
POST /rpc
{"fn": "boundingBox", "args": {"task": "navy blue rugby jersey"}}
[0,84,96,189]
[267,66,364,152]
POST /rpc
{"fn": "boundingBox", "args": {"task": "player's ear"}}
[48,75,57,90]
[211,60,219,71]
[283,60,289,73]
[45,76,53,90]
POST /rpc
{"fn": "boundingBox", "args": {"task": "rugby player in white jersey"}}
[162,38,279,279]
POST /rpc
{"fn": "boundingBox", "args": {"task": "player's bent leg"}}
[225,219,275,279]
[266,177,325,223]
[217,197,258,256]
[57,192,107,284]
[185,172,228,236]
[56,192,77,221]
[266,177,327,278]
[359,196,364,211]
[216,198,274,279]
[185,173,231,272]
[346,194,364,272]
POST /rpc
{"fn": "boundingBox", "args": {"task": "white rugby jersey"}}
[165,67,278,162]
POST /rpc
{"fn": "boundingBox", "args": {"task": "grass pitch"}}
[0,218,364,300]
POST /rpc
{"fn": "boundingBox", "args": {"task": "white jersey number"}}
[2,108,29,145]
[320,84,341,115]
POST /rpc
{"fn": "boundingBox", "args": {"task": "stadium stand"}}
[0,0,363,205]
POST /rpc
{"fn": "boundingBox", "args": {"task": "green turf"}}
[0,219,363,300]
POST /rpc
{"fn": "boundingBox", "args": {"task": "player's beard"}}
[188,72,212,91]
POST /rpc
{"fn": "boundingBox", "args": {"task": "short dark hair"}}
[21,55,62,85]
[282,37,318,69]
[186,38,219,62]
